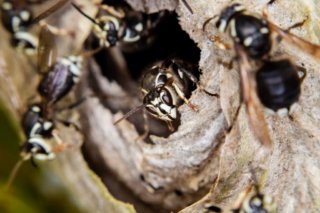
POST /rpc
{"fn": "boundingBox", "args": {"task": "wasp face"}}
[1,1,33,33]
[143,85,178,122]
[94,16,121,47]
[216,3,245,32]
[241,193,275,213]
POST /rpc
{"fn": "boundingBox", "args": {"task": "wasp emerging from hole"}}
[0,0,70,54]
[71,1,162,49]
[114,59,217,136]
[202,1,319,147]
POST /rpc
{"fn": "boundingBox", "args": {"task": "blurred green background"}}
[0,102,80,213]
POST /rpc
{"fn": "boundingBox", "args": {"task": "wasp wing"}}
[38,25,56,74]
[235,45,272,148]
[31,0,70,24]
[268,21,320,59]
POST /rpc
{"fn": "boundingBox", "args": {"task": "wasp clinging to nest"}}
[0,0,71,54]
[202,1,318,147]
[4,24,98,190]
[206,183,276,213]
[114,59,217,136]
[71,1,164,49]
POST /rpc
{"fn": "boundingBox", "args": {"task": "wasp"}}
[4,25,97,190]
[0,0,70,54]
[205,168,276,213]
[206,184,276,213]
[114,59,216,135]
[202,2,320,147]
[71,1,161,49]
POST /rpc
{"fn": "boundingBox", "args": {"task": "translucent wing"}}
[38,25,56,74]
[31,0,70,24]
[268,21,320,59]
[235,45,272,148]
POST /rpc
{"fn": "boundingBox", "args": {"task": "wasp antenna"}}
[4,159,25,191]
[202,16,217,33]
[248,165,262,193]
[114,104,145,125]
[72,3,98,25]
[181,0,194,14]
[31,0,70,24]
[30,156,39,168]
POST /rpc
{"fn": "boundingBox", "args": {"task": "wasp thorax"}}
[217,3,271,58]
[22,104,55,138]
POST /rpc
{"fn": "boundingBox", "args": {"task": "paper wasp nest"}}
[0,0,319,212]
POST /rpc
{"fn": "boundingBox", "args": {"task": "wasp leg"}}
[202,18,231,50]
[226,103,243,133]
[39,21,75,37]
[172,82,199,112]
[99,4,125,19]
[180,0,193,14]
[51,129,63,144]
[135,109,150,141]
[176,63,220,97]
[55,94,95,112]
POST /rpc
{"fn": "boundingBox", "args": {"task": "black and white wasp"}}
[4,25,97,190]
[206,183,276,213]
[0,0,70,54]
[71,1,162,49]
[114,59,211,133]
[202,2,320,147]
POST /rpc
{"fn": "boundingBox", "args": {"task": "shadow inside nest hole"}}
[87,11,201,141]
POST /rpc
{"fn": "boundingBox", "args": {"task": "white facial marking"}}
[134,23,143,32]
[218,20,227,32]
[12,16,21,32]
[20,11,31,21]
[260,27,269,34]
[230,19,237,37]
[43,121,53,131]
[244,36,253,47]
[252,197,262,206]
[31,106,41,112]
[234,5,245,12]
[2,2,12,10]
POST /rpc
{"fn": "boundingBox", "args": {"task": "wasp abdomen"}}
[256,60,300,111]
[38,57,81,105]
